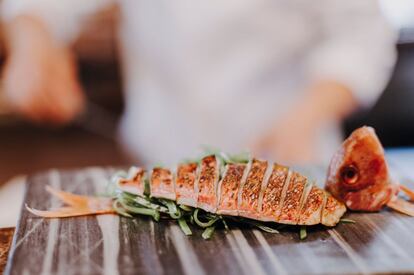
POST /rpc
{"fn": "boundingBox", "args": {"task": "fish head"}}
[326,126,396,211]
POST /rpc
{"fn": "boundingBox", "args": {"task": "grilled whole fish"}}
[27,155,346,227]
[116,156,346,226]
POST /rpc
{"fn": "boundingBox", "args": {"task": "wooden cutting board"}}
[5,152,414,275]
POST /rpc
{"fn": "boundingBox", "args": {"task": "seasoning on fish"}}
[259,164,290,222]
[277,172,308,224]
[175,163,199,207]
[151,167,175,200]
[321,195,347,226]
[238,159,268,219]
[116,166,146,196]
[298,186,326,225]
[257,164,276,215]
[195,155,221,212]
[217,163,247,215]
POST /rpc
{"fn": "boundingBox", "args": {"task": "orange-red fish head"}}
[326,126,397,211]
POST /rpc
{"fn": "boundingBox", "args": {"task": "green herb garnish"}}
[299,226,307,240]
[202,225,217,239]
[339,218,356,224]
[246,221,280,234]
[112,200,133,218]
[161,200,183,219]
[178,218,192,236]
[193,209,220,228]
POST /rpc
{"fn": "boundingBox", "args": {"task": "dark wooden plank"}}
[6,152,414,275]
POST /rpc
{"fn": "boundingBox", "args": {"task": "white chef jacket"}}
[2,0,397,166]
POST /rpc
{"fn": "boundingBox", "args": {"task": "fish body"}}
[117,155,346,226]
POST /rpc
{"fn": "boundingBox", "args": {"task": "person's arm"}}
[3,15,84,123]
[291,81,358,127]
[251,0,397,164]
[305,0,397,108]
[252,81,357,164]
[1,0,114,124]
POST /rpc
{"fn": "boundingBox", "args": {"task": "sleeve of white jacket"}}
[1,0,114,44]
[306,0,398,108]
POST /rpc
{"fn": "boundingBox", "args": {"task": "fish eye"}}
[340,165,359,186]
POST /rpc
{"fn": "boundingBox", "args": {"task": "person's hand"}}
[250,81,357,164]
[2,15,84,124]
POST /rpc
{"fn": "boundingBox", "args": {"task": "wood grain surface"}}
[5,151,414,275]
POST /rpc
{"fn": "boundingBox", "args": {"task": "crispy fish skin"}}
[117,167,146,196]
[238,159,268,219]
[298,186,325,225]
[175,163,198,207]
[150,167,176,200]
[196,155,220,212]
[277,172,307,225]
[321,194,347,226]
[217,163,246,216]
[259,164,289,222]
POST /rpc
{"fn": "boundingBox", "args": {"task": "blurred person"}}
[1,1,397,166]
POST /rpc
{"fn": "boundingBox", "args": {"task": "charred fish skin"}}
[150,167,176,200]
[277,172,308,225]
[259,164,290,222]
[175,163,199,207]
[195,155,221,213]
[116,167,147,196]
[217,163,246,216]
[238,159,268,219]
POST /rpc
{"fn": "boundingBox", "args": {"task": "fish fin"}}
[399,184,414,201]
[45,185,95,207]
[387,197,414,217]
[26,204,114,218]
[26,186,115,218]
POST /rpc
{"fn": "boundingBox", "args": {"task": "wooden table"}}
[2,149,414,275]
[0,124,129,274]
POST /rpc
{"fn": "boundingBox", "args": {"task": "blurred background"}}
[346,1,414,146]
[0,1,413,184]
[0,5,128,184]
